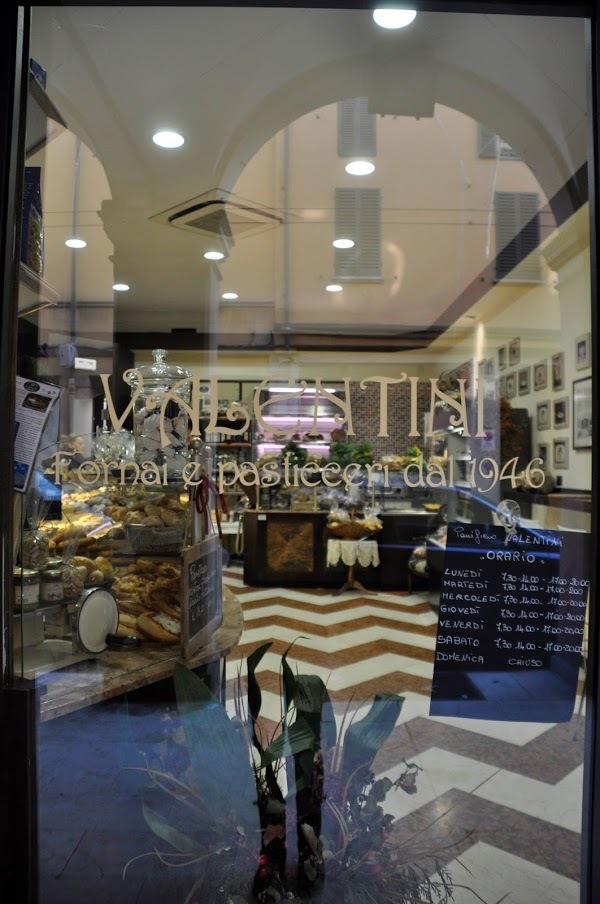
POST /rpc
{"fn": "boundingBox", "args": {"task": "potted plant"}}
[123,647,482,903]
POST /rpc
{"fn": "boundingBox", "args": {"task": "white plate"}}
[75,587,118,654]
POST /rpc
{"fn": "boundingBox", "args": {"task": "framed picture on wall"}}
[551,352,564,391]
[553,397,568,429]
[509,337,521,365]
[498,375,506,397]
[576,333,591,370]
[537,401,550,430]
[534,360,548,391]
[553,438,569,469]
[573,376,592,449]
[518,367,530,395]
[498,346,507,371]
[537,443,549,465]
[506,372,516,399]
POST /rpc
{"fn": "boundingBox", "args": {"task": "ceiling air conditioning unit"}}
[150,189,286,244]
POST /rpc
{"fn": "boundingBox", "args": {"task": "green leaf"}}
[281,644,299,712]
[294,674,337,752]
[301,823,319,854]
[341,693,405,781]
[141,798,203,855]
[368,777,392,803]
[261,716,317,768]
[246,642,272,739]
[173,663,259,842]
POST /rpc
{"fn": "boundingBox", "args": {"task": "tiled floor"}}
[36,563,587,903]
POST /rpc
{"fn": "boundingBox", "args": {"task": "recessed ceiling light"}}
[152,130,184,148]
[65,238,86,249]
[221,292,239,300]
[345,160,375,176]
[112,283,130,292]
[333,238,355,249]
[325,284,343,293]
[204,250,225,261]
[372,9,417,29]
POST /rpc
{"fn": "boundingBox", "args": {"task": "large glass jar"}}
[129,348,192,478]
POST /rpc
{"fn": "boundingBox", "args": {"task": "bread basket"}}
[327,518,381,540]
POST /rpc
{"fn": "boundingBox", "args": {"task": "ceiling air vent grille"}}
[150,189,286,242]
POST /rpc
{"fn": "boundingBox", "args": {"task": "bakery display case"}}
[12,451,196,679]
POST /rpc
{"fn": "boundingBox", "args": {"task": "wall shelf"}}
[18,263,60,318]
[26,74,67,159]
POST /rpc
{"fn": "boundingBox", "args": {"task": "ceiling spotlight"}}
[112,283,130,292]
[152,130,185,148]
[333,238,355,249]
[221,292,239,300]
[65,238,87,249]
[325,284,343,293]
[204,250,225,261]
[345,160,375,176]
[372,8,417,29]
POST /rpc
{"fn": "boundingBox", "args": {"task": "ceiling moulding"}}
[271,330,438,354]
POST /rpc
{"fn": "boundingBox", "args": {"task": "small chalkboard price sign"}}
[181,535,223,660]
[430,522,590,723]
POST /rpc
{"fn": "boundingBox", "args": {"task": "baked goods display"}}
[113,555,182,644]
[22,481,193,646]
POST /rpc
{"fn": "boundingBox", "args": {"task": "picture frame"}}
[498,345,507,371]
[537,400,550,431]
[505,371,516,399]
[509,337,521,366]
[533,360,548,391]
[553,396,568,429]
[518,366,530,395]
[575,333,591,371]
[553,438,569,469]
[498,375,506,397]
[551,352,564,391]
[573,376,592,449]
[537,443,548,465]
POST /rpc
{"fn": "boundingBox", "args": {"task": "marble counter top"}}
[36,585,243,722]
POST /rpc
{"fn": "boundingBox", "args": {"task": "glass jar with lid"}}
[14,568,40,611]
[40,568,64,603]
[128,348,192,477]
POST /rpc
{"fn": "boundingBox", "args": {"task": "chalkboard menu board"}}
[429,522,590,722]
[181,535,223,660]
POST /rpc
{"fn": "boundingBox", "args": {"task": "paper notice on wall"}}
[14,376,61,492]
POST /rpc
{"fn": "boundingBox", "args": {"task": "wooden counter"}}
[243,509,438,589]
[35,585,243,722]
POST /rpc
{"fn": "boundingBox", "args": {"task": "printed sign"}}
[181,535,223,660]
[14,375,61,492]
[429,522,590,722]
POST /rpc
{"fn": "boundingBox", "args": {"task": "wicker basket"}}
[327,520,380,540]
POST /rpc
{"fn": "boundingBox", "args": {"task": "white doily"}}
[326,539,380,569]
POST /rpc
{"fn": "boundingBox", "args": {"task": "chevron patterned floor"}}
[223,564,587,904]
